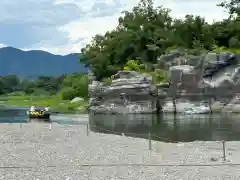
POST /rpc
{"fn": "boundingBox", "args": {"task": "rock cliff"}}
[88,52,240,114]
[88,71,157,114]
[164,52,240,113]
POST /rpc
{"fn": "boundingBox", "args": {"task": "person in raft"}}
[44,106,50,111]
[30,106,35,112]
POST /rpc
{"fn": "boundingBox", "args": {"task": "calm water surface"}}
[0,107,88,124]
[89,113,240,142]
[1,107,240,142]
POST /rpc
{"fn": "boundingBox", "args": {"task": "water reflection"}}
[89,113,240,142]
[2,107,240,142]
[0,108,28,123]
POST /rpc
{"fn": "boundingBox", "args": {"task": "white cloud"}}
[0,0,228,55]
[0,0,82,26]
[0,43,7,48]
[49,0,228,54]
[162,0,229,22]
[61,15,120,41]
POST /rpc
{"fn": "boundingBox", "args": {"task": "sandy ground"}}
[0,123,240,179]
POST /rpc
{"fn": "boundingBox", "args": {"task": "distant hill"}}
[0,47,87,78]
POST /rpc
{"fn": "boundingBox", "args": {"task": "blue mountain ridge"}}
[0,47,87,78]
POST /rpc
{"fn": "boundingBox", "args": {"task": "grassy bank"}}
[0,94,88,114]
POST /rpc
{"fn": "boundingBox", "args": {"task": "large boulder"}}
[88,53,240,114]
[88,71,156,114]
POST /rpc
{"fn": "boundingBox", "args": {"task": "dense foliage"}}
[0,73,88,100]
[80,0,240,81]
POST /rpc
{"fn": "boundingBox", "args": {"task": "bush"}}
[32,88,50,96]
[24,88,35,95]
[61,74,88,100]
[123,60,141,72]
[60,87,77,100]
[211,45,240,53]
[102,77,112,85]
[139,64,145,71]
[149,69,169,84]
[8,91,26,96]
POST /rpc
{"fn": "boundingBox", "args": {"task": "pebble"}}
[0,123,238,179]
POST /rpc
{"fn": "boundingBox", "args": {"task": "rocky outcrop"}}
[163,52,240,113]
[88,52,240,114]
[88,71,157,114]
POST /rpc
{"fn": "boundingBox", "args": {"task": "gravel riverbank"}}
[0,123,240,179]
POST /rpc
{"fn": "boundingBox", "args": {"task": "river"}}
[0,107,89,124]
[1,107,240,142]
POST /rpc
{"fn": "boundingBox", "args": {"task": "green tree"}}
[79,0,239,80]
[61,74,88,100]
[218,0,240,18]
[1,75,20,92]
[0,77,4,94]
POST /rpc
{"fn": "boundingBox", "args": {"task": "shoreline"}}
[0,95,88,114]
[0,123,239,179]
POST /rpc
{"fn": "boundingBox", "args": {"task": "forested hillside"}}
[0,47,87,77]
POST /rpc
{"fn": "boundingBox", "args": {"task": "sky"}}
[0,0,229,55]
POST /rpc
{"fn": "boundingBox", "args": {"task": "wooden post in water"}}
[148,133,152,150]
[172,97,177,114]
[208,98,213,114]
[222,140,226,162]
[156,98,162,113]
[86,123,89,136]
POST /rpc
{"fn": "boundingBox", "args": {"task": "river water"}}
[1,107,240,142]
[0,107,89,124]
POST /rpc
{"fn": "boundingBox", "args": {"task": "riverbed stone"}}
[0,123,240,179]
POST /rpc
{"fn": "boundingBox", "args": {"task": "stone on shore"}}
[0,123,239,179]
